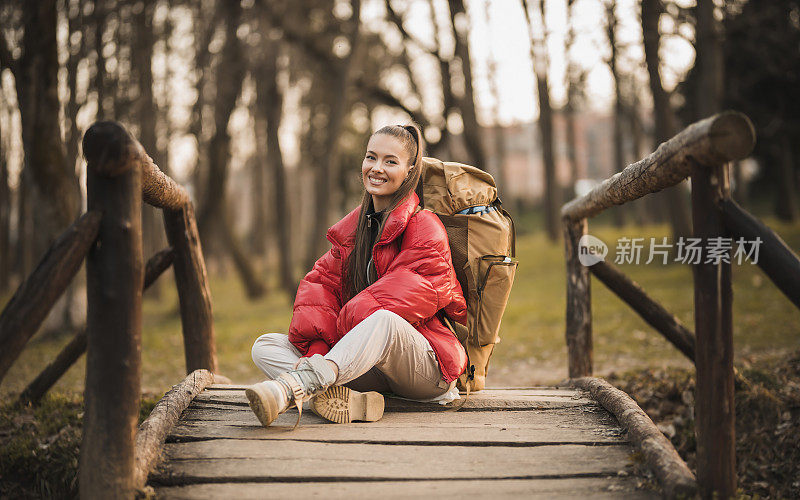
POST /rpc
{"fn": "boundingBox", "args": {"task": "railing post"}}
[564,217,592,377]
[691,159,735,498]
[163,203,218,373]
[80,123,144,499]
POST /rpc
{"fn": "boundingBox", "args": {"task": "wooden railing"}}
[562,111,800,498]
[0,121,220,498]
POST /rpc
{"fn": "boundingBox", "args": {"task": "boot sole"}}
[245,386,280,427]
[312,386,384,424]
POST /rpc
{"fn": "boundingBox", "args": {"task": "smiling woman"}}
[362,130,416,211]
[245,124,469,428]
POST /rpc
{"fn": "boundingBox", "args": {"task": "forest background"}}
[0,1,799,495]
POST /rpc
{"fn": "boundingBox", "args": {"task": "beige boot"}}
[311,386,385,424]
[245,379,291,427]
[245,354,335,428]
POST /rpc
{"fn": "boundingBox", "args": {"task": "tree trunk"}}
[306,0,362,270]
[606,1,626,227]
[482,1,508,201]
[626,78,656,225]
[16,0,82,250]
[255,38,297,296]
[641,0,692,240]
[776,136,799,221]
[93,1,107,119]
[133,1,166,296]
[522,0,560,241]
[0,111,9,293]
[695,0,724,120]
[189,10,216,216]
[249,155,267,255]
[196,0,265,299]
[430,0,456,154]
[448,0,486,169]
[15,168,33,278]
[64,2,86,174]
[564,0,580,201]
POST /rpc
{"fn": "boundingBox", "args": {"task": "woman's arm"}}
[335,214,466,339]
[288,246,344,355]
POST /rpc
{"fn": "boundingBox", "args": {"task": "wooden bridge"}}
[150,384,657,499]
[3,111,800,498]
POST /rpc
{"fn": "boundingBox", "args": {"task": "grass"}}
[0,394,160,498]
[1,216,799,394]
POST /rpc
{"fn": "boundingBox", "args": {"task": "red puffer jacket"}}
[287,192,468,383]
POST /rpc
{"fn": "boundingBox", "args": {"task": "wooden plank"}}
[207,385,584,395]
[193,389,597,411]
[151,441,638,483]
[168,409,626,445]
[177,404,611,424]
[155,477,657,499]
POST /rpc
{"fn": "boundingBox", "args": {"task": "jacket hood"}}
[327,192,420,248]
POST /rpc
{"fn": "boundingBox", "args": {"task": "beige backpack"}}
[418,157,518,392]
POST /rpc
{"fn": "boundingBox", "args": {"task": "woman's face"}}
[362,133,412,212]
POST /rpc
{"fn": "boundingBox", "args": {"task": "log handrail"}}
[561,111,755,221]
[83,121,217,373]
[81,120,190,210]
[77,121,220,496]
[571,377,697,498]
[133,369,216,491]
[0,211,102,384]
[720,197,800,309]
[17,248,176,405]
[561,110,764,498]
[589,260,695,360]
[80,133,144,498]
[0,120,222,498]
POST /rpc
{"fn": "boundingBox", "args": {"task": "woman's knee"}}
[251,332,290,364]
[362,309,402,331]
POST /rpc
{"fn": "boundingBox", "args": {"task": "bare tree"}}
[253,33,297,296]
[133,0,168,295]
[0,95,9,293]
[641,0,692,240]
[381,0,455,157]
[2,1,82,252]
[197,0,266,298]
[483,0,508,198]
[604,0,627,227]
[447,0,487,168]
[521,0,559,241]
[563,0,584,201]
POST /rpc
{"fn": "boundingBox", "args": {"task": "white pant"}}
[251,310,458,401]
